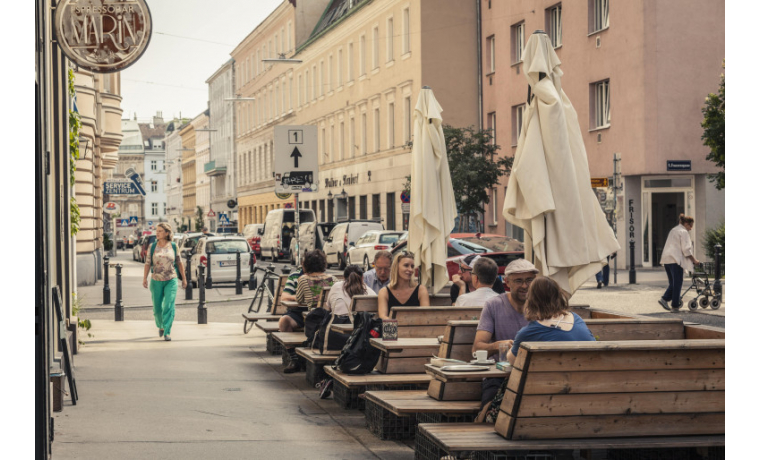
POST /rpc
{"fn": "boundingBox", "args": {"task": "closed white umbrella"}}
[409,86,458,294]
[503,31,619,295]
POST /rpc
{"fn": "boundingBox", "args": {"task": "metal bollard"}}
[197,264,208,324]
[114,264,124,321]
[281,266,292,275]
[628,239,637,284]
[184,253,193,300]
[103,256,111,305]
[205,251,213,289]
[267,263,276,297]
[714,244,723,300]
[235,251,243,295]
[249,253,257,290]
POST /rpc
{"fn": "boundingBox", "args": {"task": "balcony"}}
[204,160,227,176]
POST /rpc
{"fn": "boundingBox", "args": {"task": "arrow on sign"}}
[290,147,302,168]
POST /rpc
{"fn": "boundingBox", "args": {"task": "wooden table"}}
[331,323,353,334]
[281,300,305,310]
[425,363,509,401]
[370,338,440,373]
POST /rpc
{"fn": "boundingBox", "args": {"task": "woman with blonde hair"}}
[142,223,187,341]
[658,214,700,311]
[378,251,430,319]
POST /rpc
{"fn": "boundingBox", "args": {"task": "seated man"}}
[363,250,392,294]
[450,254,505,304]
[472,259,538,409]
[454,257,500,307]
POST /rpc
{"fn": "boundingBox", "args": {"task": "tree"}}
[444,125,512,231]
[701,61,725,190]
[195,206,204,232]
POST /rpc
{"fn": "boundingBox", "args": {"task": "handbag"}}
[304,307,329,345]
[312,312,352,355]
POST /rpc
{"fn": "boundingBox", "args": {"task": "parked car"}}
[178,232,215,259]
[242,223,264,256]
[322,220,385,269]
[287,221,337,264]
[132,236,144,261]
[127,234,136,249]
[259,209,316,262]
[139,235,157,263]
[347,230,405,271]
[450,233,525,252]
[188,236,253,287]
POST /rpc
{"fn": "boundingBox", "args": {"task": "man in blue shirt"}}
[363,251,392,293]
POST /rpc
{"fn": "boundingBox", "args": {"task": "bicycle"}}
[242,265,281,334]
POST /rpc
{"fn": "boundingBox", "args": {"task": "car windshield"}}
[451,240,490,254]
[459,236,524,252]
[206,240,249,254]
[379,233,402,245]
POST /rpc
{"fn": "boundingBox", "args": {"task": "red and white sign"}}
[207,210,216,217]
[104,202,120,214]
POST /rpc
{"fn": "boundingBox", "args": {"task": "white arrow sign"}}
[274,125,318,193]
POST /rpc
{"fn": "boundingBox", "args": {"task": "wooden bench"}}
[295,347,336,386]
[415,338,725,459]
[370,337,440,374]
[323,366,432,410]
[391,306,483,338]
[241,274,288,323]
[271,332,308,366]
[363,390,481,440]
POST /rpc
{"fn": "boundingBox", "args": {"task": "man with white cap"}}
[454,257,500,307]
[472,258,539,408]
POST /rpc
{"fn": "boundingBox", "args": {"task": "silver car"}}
[188,236,253,287]
[347,230,405,272]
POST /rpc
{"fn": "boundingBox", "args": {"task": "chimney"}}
[153,111,164,125]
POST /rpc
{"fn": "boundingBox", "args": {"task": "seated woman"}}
[506,276,595,365]
[378,251,430,320]
[325,265,375,317]
[281,250,336,373]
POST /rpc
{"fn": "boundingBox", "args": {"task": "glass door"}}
[641,176,695,268]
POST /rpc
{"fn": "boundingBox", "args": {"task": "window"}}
[328,55,333,91]
[288,75,293,110]
[511,22,525,64]
[487,35,496,73]
[592,79,611,128]
[487,112,496,145]
[339,121,345,160]
[590,0,609,34]
[359,195,367,219]
[348,42,354,81]
[151,203,158,216]
[372,194,381,219]
[151,181,158,193]
[330,124,335,162]
[312,64,317,100]
[350,116,356,158]
[163,202,167,215]
[491,189,498,225]
[150,160,157,171]
[287,22,292,51]
[320,60,325,96]
[402,8,410,54]
[360,35,366,76]
[374,107,380,152]
[305,69,310,101]
[386,193,396,230]
[161,161,166,170]
[321,127,327,163]
[547,4,562,48]
[512,104,526,145]
[256,49,260,75]
[337,50,342,87]
[386,17,394,62]
[404,96,412,143]
[298,74,303,106]
[388,102,395,148]
[372,27,379,69]
[361,113,367,154]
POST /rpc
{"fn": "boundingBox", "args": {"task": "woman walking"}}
[378,251,430,319]
[658,214,699,311]
[143,223,188,341]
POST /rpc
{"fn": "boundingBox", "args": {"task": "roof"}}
[299,0,368,52]
[138,122,167,140]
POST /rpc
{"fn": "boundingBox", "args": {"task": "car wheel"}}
[338,252,347,270]
[364,256,371,272]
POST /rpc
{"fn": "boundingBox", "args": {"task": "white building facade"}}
[141,116,168,227]
[193,111,212,229]
[164,121,185,228]
[206,60,238,231]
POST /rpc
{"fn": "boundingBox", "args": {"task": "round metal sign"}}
[275,191,292,200]
[104,201,120,214]
[54,0,153,74]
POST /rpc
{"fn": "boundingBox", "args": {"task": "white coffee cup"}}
[472,350,488,362]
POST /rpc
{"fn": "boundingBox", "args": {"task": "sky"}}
[120,0,284,123]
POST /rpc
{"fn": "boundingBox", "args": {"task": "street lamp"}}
[327,190,333,200]
[338,188,348,200]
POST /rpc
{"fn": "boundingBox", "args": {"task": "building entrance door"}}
[650,192,684,267]
[641,176,695,267]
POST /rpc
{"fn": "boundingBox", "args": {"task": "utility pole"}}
[612,153,622,284]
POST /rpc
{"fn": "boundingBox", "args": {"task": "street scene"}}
[32,1,728,459]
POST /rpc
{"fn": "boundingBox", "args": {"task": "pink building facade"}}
[481,0,725,267]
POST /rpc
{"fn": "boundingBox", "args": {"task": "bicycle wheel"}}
[248,286,265,314]
[243,317,254,334]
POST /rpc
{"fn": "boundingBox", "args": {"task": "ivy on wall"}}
[68,68,81,236]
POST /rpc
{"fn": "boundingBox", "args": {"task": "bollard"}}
[103,256,111,305]
[628,239,637,284]
[713,244,722,300]
[235,251,243,295]
[114,264,124,321]
[205,251,213,289]
[267,263,276,296]
[281,266,292,275]
[184,253,193,300]
[249,253,257,290]
[197,264,208,324]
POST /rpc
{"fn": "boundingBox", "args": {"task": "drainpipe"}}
[476,0,484,232]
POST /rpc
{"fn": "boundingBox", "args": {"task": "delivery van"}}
[259,209,316,262]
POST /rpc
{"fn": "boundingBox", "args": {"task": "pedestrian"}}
[378,251,430,319]
[658,214,699,311]
[595,253,616,288]
[202,226,210,235]
[143,223,187,341]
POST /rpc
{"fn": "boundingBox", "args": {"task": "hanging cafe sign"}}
[54,0,153,73]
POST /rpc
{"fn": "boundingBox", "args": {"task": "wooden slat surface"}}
[241,313,280,323]
[295,347,339,363]
[516,348,725,372]
[585,318,685,341]
[370,337,439,351]
[390,306,483,325]
[425,364,508,382]
[331,323,353,334]
[430,295,455,306]
[350,295,379,313]
[518,339,724,353]
[438,343,474,362]
[427,379,482,401]
[398,325,448,338]
[417,423,725,451]
[377,397,481,416]
[441,320,479,344]
[254,321,282,333]
[324,366,432,387]
[271,332,307,347]
[684,324,726,339]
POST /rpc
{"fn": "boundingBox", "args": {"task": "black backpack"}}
[333,312,382,375]
[304,308,329,345]
[311,312,352,355]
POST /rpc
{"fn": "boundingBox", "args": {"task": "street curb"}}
[82,295,255,312]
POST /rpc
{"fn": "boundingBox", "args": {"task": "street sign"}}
[119,219,129,227]
[104,202,120,214]
[400,190,410,203]
[124,168,147,196]
[401,203,410,213]
[219,213,230,224]
[591,177,609,188]
[207,210,216,217]
[275,191,292,200]
[129,216,138,226]
[667,160,691,171]
[148,221,153,226]
[274,125,318,193]
[104,179,141,195]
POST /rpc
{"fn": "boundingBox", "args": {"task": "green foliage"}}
[701,221,725,263]
[443,125,512,229]
[68,67,82,236]
[72,293,93,345]
[103,233,113,251]
[70,197,81,236]
[701,60,725,190]
[195,206,204,232]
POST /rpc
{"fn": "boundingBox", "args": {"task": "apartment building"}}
[234,0,479,230]
[180,118,198,229]
[139,114,168,226]
[164,120,186,229]
[193,111,212,229]
[481,0,725,266]
[111,118,146,235]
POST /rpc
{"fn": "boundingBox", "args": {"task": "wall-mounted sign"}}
[54,0,153,74]
[591,177,609,188]
[104,201,120,214]
[104,179,141,195]
[275,191,292,200]
[667,160,691,171]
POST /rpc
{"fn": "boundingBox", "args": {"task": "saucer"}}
[470,359,495,365]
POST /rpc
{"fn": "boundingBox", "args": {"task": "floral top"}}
[151,243,178,281]
[295,274,336,310]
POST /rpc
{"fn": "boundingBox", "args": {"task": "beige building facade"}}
[74,70,123,285]
[482,0,725,266]
[180,120,197,228]
[193,111,212,229]
[234,0,479,231]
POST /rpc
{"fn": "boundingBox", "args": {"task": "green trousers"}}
[150,278,178,335]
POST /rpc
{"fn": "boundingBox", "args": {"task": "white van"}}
[259,209,316,262]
